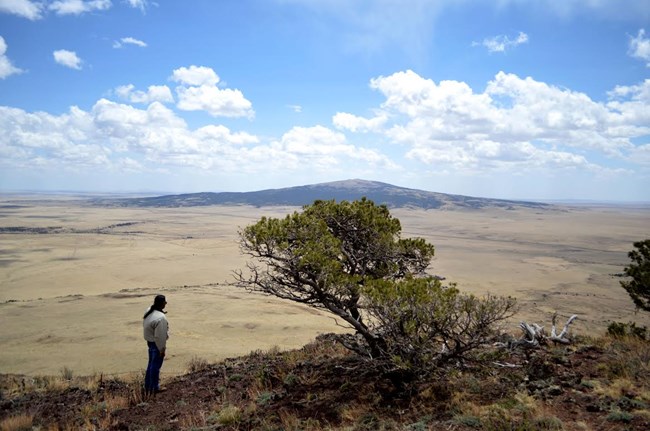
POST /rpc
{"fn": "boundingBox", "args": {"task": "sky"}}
[0,0,649,201]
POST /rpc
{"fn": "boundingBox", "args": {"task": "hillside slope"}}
[1,334,649,430]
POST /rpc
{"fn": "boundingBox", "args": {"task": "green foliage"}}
[607,321,628,337]
[453,414,482,428]
[236,198,515,373]
[533,416,564,430]
[228,373,243,382]
[606,409,634,423]
[236,198,435,356]
[256,391,274,405]
[620,239,650,312]
[607,321,648,340]
[364,277,516,371]
[283,373,298,387]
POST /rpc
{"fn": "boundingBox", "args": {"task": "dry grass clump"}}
[213,404,242,426]
[78,395,128,430]
[602,335,650,381]
[0,370,104,399]
[186,355,211,373]
[452,390,564,430]
[0,414,33,431]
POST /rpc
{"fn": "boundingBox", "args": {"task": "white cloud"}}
[113,36,147,48]
[274,125,398,169]
[287,104,302,113]
[0,98,262,173]
[53,49,83,70]
[116,157,144,172]
[0,0,43,20]
[171,65,220,87]
[125,0,148,12]
[0,104,111,169]
[115,84,174,104]
[0,36,23,79]
[194,125,260,146]
[474,31,529,53]
[336,70,650,173]
[49,0,111,16]
[4,63,647,194]
[175,86,254,119]
[607,79,650,102]
[333,112,387,132]
[278,125,347,155]
[0,95,399,177]
[605,80,650,141]
[171,65,254,119]
[629,29,650,67]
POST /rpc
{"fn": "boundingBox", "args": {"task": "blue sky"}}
[0,0,649,201]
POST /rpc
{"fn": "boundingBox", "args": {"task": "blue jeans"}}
[145,341,164,392]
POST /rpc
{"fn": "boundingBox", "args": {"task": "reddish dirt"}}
[2,337,649,430]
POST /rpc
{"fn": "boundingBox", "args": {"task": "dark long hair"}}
[143,295,167,319]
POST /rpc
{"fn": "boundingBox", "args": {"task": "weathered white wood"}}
[549,313,578,344]
[510,313,578,349]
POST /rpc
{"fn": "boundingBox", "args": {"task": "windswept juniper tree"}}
[234,198,516,374]
[621,239,650,312]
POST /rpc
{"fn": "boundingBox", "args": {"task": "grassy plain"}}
[0,195,648,376]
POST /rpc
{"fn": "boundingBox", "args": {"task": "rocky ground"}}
[1,333,649,430]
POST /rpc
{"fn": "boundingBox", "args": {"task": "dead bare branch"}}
[509,313,578,349]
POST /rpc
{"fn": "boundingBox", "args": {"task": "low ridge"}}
[98,179,550,210]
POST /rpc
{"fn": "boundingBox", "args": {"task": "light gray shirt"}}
[143,309,169,351]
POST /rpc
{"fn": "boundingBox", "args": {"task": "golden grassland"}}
[0,195,648,377]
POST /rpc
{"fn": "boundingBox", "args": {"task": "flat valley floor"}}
[1,196,649,376]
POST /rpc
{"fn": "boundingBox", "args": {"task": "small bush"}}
[60,366,74,381]
[607,409,634,423]
[186,356,211,373]
[283,373,298,387]
[607,321,648,340]
[228,373,244,382]
[533,415,564,430]
[453,414,481,428]
[602,337,650,380]
[405,419,429,431]
[126,371,147,405]
[355,412,381,430]
[580,379,599,389]
[256,391,274,405]
[215,405,241,426]
[607,321,628,337]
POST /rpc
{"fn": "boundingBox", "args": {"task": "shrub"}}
[620,239,650,312]
[236,198,516,375]
[607,409,634,423]
[364,277,516,373]
[60,366,74,381]
[607,321,648,340]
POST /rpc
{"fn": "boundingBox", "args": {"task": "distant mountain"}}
[98,179,550,210]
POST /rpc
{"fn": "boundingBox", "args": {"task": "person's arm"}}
[153,317,168,357]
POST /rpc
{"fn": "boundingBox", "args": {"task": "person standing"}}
[143,294,169,394]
